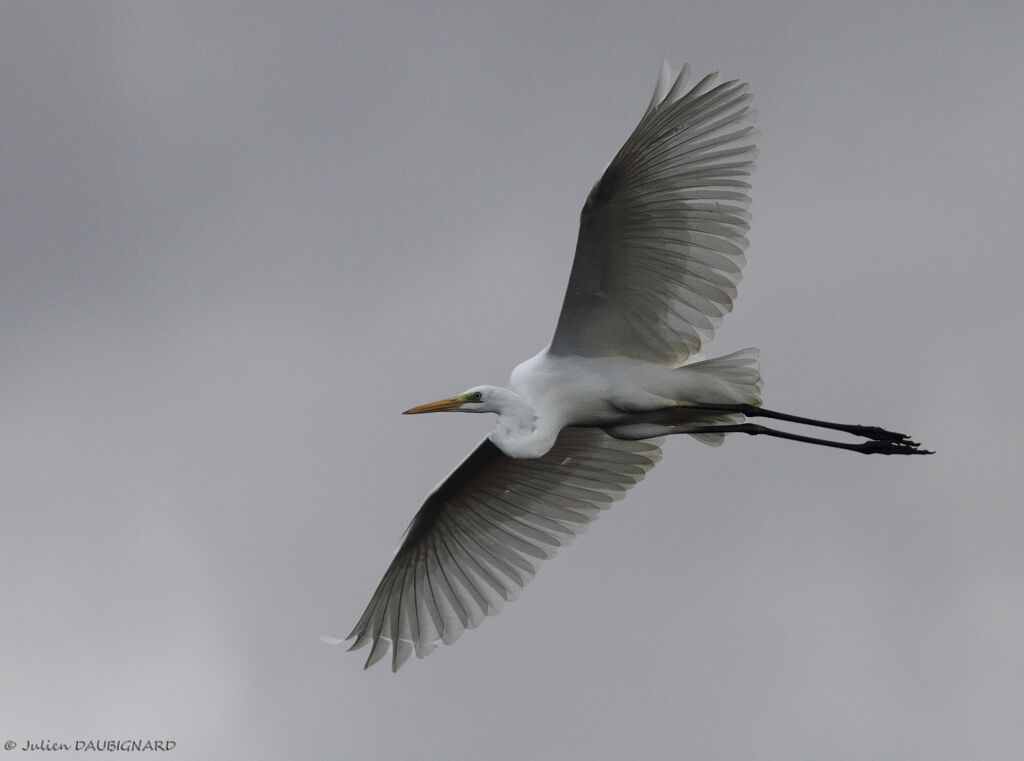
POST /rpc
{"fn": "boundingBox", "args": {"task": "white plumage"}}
[344,62,929,671]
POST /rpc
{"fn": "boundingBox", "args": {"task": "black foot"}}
[856,438,934,455]
[847,425,914,442]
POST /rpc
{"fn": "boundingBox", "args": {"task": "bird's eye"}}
[471,391,483,401]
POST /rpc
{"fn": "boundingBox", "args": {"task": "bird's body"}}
[343,62,931,671]
[481,347,762,458]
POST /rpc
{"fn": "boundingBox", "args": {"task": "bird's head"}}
[403,386,503,415]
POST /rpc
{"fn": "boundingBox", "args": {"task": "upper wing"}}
[346,428,662,671]
[550,62,758,366]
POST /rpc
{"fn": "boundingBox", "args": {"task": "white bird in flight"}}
[345,62,931,671]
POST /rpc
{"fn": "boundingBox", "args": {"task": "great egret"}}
[345,62,931,671]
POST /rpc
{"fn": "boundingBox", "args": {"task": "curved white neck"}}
[485,389,557,459]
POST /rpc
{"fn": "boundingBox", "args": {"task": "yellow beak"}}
[402,396,466,414]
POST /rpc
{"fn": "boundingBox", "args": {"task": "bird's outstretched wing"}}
[550,62,758,366]
[346,428,662,670]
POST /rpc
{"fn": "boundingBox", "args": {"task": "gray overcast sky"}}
[3,2,1022,759]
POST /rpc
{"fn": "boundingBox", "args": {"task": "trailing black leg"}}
[679,403,920,444]
[677,423,933,455]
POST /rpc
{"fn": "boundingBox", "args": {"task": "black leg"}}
[679,403,920,444]
[678,423,932,455]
